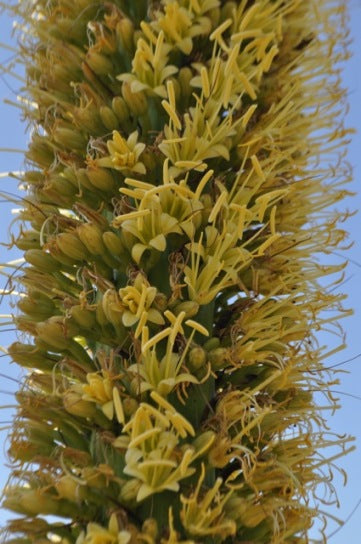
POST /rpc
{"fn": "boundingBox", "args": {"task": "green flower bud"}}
[116,18,135,54]
[179,66,193,103]
[56,232,88,261]
[103,231,124,257]
[63,389,97,418]
[203,337,221,351]
[86,49,113,76]
[70,305,97,329]
[15,230,40,250]
[121,82,148,116]
[192,430,216,456]
[188,346,207,371]
[25,249,60,272]
[208,347,229,371]
[86,167,115,192]
[102,290,123,327]
[123,397,139,417]
[95,300,108,327]
[173,300,199,318]
[36,316,75,350]
[153,293,168,312]
[8,341,60,371]
[112,96,130,123]
[55,476,85,502]
[53,126,86,151]
[100,105,119,131]
[17,295,55,320]
[77,223,105,256]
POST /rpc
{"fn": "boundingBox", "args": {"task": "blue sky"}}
[0,2,360,542]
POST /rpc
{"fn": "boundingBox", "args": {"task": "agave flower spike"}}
[0,0,355,542]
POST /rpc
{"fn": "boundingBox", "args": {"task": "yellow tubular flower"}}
[118,31,178,98]
[127,346,198,397]
[76,515,131,544]
[120,403,196,501]
[118,273,165,336]
[180,464,236,538]
[93,130,146,175]
[81,370,121,420]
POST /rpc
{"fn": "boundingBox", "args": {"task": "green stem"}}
[148,250,171,296]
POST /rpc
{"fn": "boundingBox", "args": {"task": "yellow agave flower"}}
[76,514,131,544]
[81,370,125,422]
[113,162,205,263]
[128,348,198,397]
[94,131,146,175]
[180,464,236,538]
[115,395,197,501]
[118,31,177,98]
[118,273,165,336]
[143,2,211,56]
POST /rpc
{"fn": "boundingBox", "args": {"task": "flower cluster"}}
[1,0,353,543]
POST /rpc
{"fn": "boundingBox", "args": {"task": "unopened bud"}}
[25,249,60,272]
[36,317,73,350]
[55,476,84,502]
[100,106,119,131]
[188,346,207,371]
[95,301,108,326]
[103,231,124,256]
[221,2,238,22]
[200,193,213,224]
[120,230,137,252]
[192,430,216,456]
[8,341,60,371]
[46,175,77,197]
[173,300,199,318]
[102,290,123,327]
[53,126,86,151]
[116,18,135,53]
[112,96,130,123]
[141,148,157,172]
[4,488,61,517]
[15,230,40,250]
[23,170,44,185]
[123,397,139,417]
[203,337,221,351]
[77,223,105,256]
[63,389,97,418]
[86,167,115,192]
[81,467,107,489]
[26,134,54,168]
[70,305,96,329]
[75,168,95,191]
[179,67,193,101]
[48,243,78,267]
[56,232,88,261]
[208,347,228,371]
[86,49,113,76]
[121,82,148,116]
[208,7,221,26]
[18,295,54,320]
